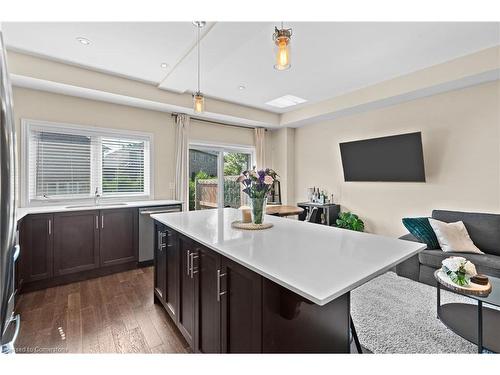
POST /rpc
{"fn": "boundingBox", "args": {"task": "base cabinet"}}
[154,221,351,353]
[19,214,54,284]
[220,257,262,353]
[177,236,196,347]
[53,210,100,276]
[20,208,139,292]
[154,226,262,353]
[194,245,222,353]
[100,208,138,267]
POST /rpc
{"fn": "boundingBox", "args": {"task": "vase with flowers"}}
[441,257,477,286]
[237,168,278,225]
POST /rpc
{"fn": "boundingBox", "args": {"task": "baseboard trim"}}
[138,259,154,268]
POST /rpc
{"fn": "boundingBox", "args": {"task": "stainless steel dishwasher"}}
[138,205,181,263]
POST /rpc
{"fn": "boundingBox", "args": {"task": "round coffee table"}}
[435,270,500,353]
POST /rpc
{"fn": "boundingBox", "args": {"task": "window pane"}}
[102,138,145,194]
[33,131,91,197]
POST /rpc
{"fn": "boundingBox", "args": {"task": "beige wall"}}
[294,81,500,237]
[13,87,256,204]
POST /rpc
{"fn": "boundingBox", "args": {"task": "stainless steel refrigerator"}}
[0,30,20,354]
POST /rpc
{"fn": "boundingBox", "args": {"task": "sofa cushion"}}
[402,217,440,249]
[418,250,500,278]
[428,218,483,254]
[432,210,500,256]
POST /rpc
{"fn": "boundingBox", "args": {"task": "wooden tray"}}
[231,220,274,230]
[435,269,492,296]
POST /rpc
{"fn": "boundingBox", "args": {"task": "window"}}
[24,120,152,204]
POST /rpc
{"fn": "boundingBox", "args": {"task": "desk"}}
[266,205,304,217]
[297,202,341,226]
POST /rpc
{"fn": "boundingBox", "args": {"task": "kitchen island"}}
[151,208,425,353]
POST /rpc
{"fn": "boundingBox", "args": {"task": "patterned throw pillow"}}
[402,217,440,250]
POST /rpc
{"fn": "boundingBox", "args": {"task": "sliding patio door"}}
[188,144,253,211]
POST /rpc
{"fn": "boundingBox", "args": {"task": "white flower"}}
[264,175,274,185]
[442,257,466,272]
[463,261,477,276]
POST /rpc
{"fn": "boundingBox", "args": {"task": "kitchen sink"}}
[65,202,128,209]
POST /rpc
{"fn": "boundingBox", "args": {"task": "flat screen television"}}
[339,132,425,182]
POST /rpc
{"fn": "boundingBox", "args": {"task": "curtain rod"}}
[171,113,267,131]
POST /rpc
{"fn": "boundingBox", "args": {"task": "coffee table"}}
[435,270,500,353]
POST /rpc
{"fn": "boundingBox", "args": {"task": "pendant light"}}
[193,21,206,113]
[273,22,292,71]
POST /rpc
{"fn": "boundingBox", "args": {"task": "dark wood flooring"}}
[15,267,189,353]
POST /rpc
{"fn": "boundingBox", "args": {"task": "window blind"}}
[101,137,148,195]
[27,123,151,202]
[29,131,92,199]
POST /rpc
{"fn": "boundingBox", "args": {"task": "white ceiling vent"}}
[265,95,307,108]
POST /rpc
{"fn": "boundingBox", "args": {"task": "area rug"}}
[351,271,477,353]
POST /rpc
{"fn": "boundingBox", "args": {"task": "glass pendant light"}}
[273,22,292,71]
[193,21,205,113]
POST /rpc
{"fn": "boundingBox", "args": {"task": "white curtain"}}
[254,127,266,169]
[174,114,190,211]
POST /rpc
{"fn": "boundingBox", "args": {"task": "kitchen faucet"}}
[94,187,101,206]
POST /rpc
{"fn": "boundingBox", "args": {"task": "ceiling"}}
[3,22,500,114]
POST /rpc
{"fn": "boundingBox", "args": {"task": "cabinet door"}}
[100,208,138,267]
[20,214,54,283]
[177,236,196,347]
[53,211,100,276]
[220,257,262,353]
[154,222,167,304]
[194,245,221,353]
[165,227,179,320]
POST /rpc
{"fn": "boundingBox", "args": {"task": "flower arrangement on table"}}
[237,167,278,225]
[442,257,477,286]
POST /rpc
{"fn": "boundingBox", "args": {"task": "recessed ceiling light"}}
[265,95,307,108]
[238,85,246,90]
[160,63,169,68]
[76,37,91,45]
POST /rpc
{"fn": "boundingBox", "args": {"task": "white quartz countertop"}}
[151,208,425,306]
[16,199,183,221]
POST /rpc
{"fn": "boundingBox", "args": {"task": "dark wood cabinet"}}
[19,214,54,283]
[154,223,179,322]
[154,222,167,304]
[220,257,262,353]
[20,207,139,292]
[100,208,138,267]
[152,221,352,354]
[53,210,100,276]
[194,245,222,353]
[177,236,196,347]
[153,224,264,353]
[165,228,179,319]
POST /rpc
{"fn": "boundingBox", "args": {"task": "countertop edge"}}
[151,212,426,306]
[17,200,183,222]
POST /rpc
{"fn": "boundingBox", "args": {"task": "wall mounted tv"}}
[339,132,425,182]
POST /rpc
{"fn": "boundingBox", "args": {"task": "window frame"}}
[21,119,154,207]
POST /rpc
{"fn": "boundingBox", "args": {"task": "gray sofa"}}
[396,209,500,286]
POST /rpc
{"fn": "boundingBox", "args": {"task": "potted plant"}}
[336,212,365,232]
[237,168,278,225]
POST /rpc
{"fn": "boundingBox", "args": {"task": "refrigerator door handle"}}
[12,245,20,262]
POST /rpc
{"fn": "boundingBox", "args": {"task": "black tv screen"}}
[339,132,425,182]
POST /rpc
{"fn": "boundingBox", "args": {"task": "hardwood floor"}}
[15,267,190,354]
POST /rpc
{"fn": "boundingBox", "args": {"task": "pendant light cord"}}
[197,24,200,93]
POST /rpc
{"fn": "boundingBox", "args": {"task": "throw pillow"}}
[402,217,440,249]
[428,218,484,254]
